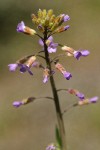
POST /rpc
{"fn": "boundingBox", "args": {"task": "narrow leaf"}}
[55,126,62,149]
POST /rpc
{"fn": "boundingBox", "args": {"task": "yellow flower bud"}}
[42,9,47,18]
[47,9,53,18]
[38,9,43,18]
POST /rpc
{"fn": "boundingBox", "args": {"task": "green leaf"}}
[55,126,62,149]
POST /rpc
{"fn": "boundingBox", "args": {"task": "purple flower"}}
[64,25,70,31]
[74,50,90,60]
[17,21,25,32]
[17,21,36,35]
[8,63,33,75]
[39,36,53,46]
[47,36,53,42]
[48,42,58,53]
[8,56,36,75]
[48,43,58,53]
[39,36,58,53]
[46,144,56,150]
[8,64,18,72]
[32,61,41,68]
[74,51,82,60]
[78,96,98,106]
[89,96,98,103]
[39,38,44,46]
[13,101,22,108]
[43,68,50,83]
[48,47,57,53]
[67,88,98,106]
[63,15,70,22]
[43,76,49,83]
[76,92,85,100]
[55,62,72,80]
[13,97,34,108]
[63,71,72,80]
[61,46,90,60]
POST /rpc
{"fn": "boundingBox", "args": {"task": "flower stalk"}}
[43,28,67,150]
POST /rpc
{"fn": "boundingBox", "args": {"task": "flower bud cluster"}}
[31,9,70,33]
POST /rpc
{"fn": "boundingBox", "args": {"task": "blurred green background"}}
[0,0,100,150]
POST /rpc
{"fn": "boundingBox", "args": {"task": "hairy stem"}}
[43,29,67,150]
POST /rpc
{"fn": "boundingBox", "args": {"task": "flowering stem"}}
[43,29,67,150]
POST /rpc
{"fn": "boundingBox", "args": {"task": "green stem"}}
[43,29,67,150]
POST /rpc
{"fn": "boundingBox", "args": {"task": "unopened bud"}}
[47,9,53,17]
[22,97,35,105]
[55,25,70,33]
[37,24,44,32]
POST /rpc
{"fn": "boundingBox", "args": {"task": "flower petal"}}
[39,38,44,46]
[89,96,98,103]
[17,21,25,32]
[48,36,53,42]
[63,71,72,80]
[81,50,90,56]
[13,101,22,108]
[19,64,33,75]
[74,51,82,60]
[63,15,70,22]
[76,92,85,100]
[48,47,57,53]
[8,64,18,72]
[64,25,70,31]
[43,76,48,83]
[46,144,56,150]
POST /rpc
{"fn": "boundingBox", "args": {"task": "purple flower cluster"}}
[9,9,98,114]
[8,10,98,150]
